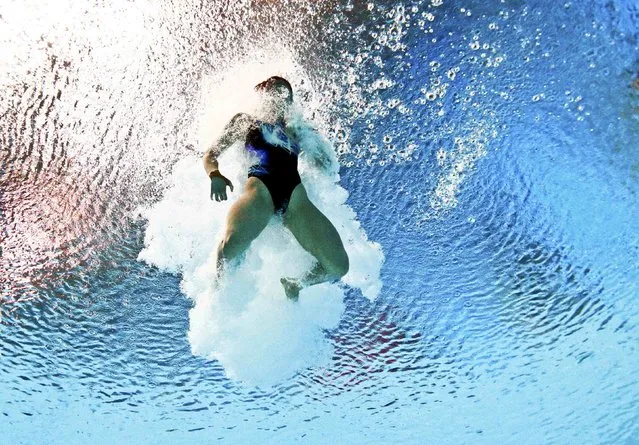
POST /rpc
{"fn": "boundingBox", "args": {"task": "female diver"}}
[202,76,349,300]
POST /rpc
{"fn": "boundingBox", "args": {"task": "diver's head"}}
[255,76,293,121]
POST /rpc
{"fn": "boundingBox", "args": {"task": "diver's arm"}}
[292,126,336,172]
[202,112,253,176]
[309,137,337,172]
[310,142,334,171]
[203,149,221,177]
[203,113,253,201]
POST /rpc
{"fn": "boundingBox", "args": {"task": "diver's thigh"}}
[285,185,346,259]
[225,177,274,240]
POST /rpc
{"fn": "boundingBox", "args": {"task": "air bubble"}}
[436,149,447,165]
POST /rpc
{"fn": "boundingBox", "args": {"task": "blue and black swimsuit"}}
[244,118,301,213]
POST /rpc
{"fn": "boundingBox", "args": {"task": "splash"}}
[138,59,383,387]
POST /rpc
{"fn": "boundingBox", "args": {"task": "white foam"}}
[138,60,383,386]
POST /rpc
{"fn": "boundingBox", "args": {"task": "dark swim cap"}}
[255,76,293,103]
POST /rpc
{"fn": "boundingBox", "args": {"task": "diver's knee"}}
[216,239,228,265]
[217,232,242,261]
[328,251,349,279]
[339,255,350,278]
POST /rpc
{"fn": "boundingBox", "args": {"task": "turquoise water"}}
[2,0,639,443]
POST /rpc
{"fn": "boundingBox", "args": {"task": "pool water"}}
[1,0,639,443]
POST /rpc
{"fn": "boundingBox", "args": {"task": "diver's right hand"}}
[209,171,234,201]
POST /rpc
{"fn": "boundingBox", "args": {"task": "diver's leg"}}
[282,184,349,299]
[216,177,274,273]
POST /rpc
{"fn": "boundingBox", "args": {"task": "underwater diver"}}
[202,76,349,301]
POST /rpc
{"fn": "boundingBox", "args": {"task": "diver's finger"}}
[215,193,221,202]
[221,191,227,200]
[227,180,234,192]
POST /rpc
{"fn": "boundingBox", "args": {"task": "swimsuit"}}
[245,120,301,213]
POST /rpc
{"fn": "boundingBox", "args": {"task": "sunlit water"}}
[2,0,639,444]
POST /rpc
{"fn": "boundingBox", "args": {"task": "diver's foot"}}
[281,277,302,301]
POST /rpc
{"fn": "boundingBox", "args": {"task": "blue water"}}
[2,0,639,443]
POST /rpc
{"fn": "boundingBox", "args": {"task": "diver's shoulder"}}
[223,113,259,137]
[229,112,257,125]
